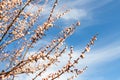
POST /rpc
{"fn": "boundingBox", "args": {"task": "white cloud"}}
[74,41,120,66]
[59,0,113,20]
[74,40,120,80]
[62,9,88,20]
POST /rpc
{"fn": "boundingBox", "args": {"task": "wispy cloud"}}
[59,0,113,21]
[74,40,120,80]
[81,42,120,66]
[62,9,88,20]
[24,0,113,22]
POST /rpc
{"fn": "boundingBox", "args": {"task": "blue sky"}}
[1,0,120,80]
[23,0,120,80]
[40,0,120,80]
[16,0,120,80]
[58,0,120,80]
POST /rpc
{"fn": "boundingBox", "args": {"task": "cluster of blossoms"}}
[0,0,97,80]
[41,34,97,80]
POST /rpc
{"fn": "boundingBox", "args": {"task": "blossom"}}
[80,53,85,58]
[85,47,90,52]
[76,21,80,26]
